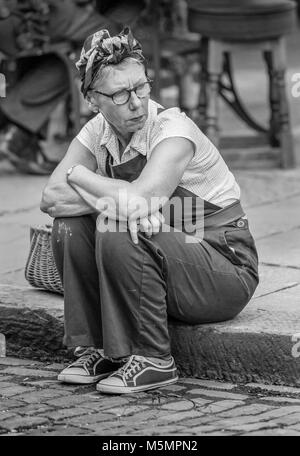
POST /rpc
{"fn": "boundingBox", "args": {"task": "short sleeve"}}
[149,108,205,159]
[76,114,103,156]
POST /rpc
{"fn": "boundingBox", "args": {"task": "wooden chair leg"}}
[54,51,81,137]
[271,37,295,169]
[264,49,280,147]
[151,0,161,102]
[205,39,223,147]
[198,37,208,131]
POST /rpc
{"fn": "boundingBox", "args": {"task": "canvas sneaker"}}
[58,348,125,384]
[96,355,178,394]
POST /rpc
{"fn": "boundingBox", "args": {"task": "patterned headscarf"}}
[76,27,145,98]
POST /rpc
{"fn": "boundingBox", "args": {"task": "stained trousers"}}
[51,214,259,360]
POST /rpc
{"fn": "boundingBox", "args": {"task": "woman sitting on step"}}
[40,27,259,394]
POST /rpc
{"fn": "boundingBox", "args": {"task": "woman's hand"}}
[129,211,165,244]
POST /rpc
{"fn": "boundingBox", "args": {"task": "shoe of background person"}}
[96,355,178,394]
[58,347,126,384]
[0,124,58,175]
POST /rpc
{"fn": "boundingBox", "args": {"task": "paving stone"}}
[45,393,101,408]
[79,397,133,411]
[0,367,58,378]
[10,404,55,416]
[157,409,205,423]
[270,412,300,426]
[0,415,49,431]
[132,425,191,436]
[0,357,42,367]
[0,432,26,436]
[182,414,229,428]
[199,430,234,436]
[39,407,94,421]
[0,382,16,389]
[124,426,188,436]
[0,385,36,397]
[247,195,300,240]
[0,399,25,410]
[213,405,300,429]
[252,264,300,299]
[0,334,5,357]
[181,378,237,390]
[0,411,19,422]
[187,389,248,400]
[223,421,279,433]
[159,384,187,392]
[188,424,233,434]
[188,397,212,407]
[0,174,47,215]
[256,229,300,268]
[242,429,300,436]
[255,405,300,421]
[105,405,149,418]
[290,423,300,431]
[14,389,67,404]
[67,413,119,428]
[218,403,275,418]
[21,380,61,388]
[260,396,300,404]
[160,401,195,411]
[95,409,173,429]
[25,425,91,436]
[42,363,65,371]
[199,400,246,414]
[48,384,88,392]
[245,383,300,395]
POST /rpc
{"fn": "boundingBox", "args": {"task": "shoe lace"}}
[72,349,102,368]
[117,355,146,380]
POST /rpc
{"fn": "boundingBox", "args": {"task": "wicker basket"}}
[25,224,64,295]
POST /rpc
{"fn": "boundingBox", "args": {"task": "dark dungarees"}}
[52,151,259,360]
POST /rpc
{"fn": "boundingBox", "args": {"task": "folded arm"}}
[67,136,194,241]
[40,138,98,217]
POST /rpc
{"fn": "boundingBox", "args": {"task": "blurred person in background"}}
[0,0,145,174]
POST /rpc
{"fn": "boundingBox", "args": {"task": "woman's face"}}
[92,61,150,140]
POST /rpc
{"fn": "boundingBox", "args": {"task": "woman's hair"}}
[92,56,147,91]
[76,27,146,98]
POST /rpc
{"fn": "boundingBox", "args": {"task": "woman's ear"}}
[86,95,100,113]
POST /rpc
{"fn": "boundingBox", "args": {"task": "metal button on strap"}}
[237,219,245,228]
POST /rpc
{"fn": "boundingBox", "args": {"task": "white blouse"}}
[77,99,240,207]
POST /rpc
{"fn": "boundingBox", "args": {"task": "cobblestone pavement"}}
[1,357,300,436]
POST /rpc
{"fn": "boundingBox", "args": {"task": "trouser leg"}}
[51,215,102,348]
[96,224,258,360]
[96,226,171,360]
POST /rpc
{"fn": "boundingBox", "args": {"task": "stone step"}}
[0,284,299,386]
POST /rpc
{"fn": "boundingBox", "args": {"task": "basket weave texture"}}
[25,224,64,295]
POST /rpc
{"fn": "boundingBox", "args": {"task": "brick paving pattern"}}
[0,357,300,436]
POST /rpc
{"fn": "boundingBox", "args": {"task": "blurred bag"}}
[25,224,64,294]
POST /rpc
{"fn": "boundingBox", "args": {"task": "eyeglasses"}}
[93,80,152,105]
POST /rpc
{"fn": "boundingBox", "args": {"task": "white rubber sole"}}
[96,376,178,394]
[57,371,114,385]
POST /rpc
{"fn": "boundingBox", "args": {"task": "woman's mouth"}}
[129,115,145,123]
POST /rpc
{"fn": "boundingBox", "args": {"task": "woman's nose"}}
[129,90,142,109]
